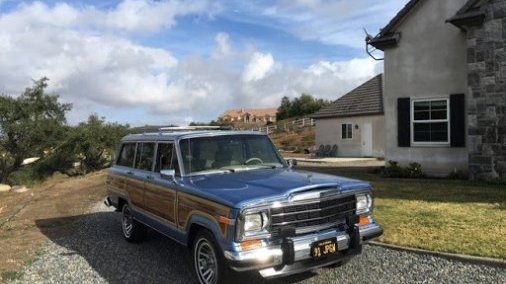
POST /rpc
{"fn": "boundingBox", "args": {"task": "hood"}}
[179,168,370,208]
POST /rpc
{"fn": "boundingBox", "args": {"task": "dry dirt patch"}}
[0,171,107,280]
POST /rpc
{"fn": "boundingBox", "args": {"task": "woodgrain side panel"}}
[144,183,176,224]
[177,192,230,238]
[125,177,145,208]
[107,174,125,189]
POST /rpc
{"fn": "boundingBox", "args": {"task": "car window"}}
[117,143,136,167]
[179,135,284,174]
[154,143,180,176]
[134,142,155,171]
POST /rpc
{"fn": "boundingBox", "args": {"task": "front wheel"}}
[192,230,230,284]
[121,204,147,243]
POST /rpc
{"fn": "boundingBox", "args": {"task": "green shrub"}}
[382,160,426,179]
[1,271,23,281]
[6,167,41,187]
[447,169,469,180]
[406,162,425,178]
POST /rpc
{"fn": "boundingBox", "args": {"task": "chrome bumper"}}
[224,222,382,278]
[360,222,384,242]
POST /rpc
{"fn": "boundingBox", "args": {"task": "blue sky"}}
[0,0,408,125]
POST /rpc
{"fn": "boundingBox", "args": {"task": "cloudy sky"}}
[0,0,408,126]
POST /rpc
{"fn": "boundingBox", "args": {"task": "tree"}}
[71,114,129,173]
[276,93,330,120]
[276,96,292,120]
[0,78,72,183]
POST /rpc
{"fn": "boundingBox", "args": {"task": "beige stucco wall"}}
[315,115,385,157]
[383,0,468,176]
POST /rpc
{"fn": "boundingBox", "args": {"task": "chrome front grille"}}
[270,194,356,236]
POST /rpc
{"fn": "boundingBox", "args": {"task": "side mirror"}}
[160,169,176,181]
[286,159,297,168]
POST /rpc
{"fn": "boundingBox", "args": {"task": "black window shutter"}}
[398,98,411,147]
[450,94,466,147]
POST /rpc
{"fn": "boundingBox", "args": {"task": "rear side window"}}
[134,143,155,171]
[117,143,136,167]
[155,143,180,176]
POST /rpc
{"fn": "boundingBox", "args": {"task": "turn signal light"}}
[240,239,262,251]
[359,216,370,225]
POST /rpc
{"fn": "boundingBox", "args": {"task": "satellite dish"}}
[363,28,383,61]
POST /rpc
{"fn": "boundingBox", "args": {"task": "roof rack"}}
[158,126,232,132]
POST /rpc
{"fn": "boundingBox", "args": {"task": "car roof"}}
[120,130,266,142]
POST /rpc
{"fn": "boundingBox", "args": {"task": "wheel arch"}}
[186,215,226,250]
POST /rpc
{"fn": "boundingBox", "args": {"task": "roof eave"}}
[368,33,400,51]
[312,111,385,120]
[446,11,486,29]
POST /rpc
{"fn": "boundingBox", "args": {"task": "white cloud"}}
[104,0,213,33]
[269,0,409,48]
[242,52,275,82]
[0,1,383,125]
[213,32,232,58]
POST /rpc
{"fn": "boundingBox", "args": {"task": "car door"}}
[127,142,156,210]
[113,142,145,209]
[143,142,180,225]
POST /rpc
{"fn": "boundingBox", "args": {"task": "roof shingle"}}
[312,74,383,119]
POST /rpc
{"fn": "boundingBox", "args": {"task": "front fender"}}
[186,213,236,251]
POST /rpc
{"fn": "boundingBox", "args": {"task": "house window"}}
[412,99,449,144]
[341,123,352,139]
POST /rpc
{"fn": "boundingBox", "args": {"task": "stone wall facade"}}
[466,0,506,180]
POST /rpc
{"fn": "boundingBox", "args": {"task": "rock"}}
[0,184,11,192]
[12,185,30,193]
[21,157,40,166]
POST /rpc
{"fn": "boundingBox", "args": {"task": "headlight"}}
[236,211,269,241]
[356,193,372,214]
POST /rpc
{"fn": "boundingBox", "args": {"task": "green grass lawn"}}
[299,167,506,259]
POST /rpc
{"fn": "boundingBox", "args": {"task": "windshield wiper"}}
[248,164,278,170]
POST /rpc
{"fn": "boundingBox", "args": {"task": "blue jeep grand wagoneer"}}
[105,129,382,284]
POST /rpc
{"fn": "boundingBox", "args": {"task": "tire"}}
[192,230,231,284]
[121,204,147,243]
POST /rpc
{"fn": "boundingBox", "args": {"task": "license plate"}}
[310,238,337,259]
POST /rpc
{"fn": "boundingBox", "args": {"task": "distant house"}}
[312,74,385,157]
[218,108,277,125]
[368,0,506,179]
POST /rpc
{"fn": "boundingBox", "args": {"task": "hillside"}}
[269,127,315,153]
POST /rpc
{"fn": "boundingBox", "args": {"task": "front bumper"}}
[224,222,382,278]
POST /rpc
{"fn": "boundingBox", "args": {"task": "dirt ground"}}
[0,171,107,280]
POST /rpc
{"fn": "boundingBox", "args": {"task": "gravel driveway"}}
[14,203,505,284]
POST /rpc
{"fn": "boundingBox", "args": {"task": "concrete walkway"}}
[285,156,385,168]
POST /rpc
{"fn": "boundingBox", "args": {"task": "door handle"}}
[126,171,134,175]
[146,175,154,180]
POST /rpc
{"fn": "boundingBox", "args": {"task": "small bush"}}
[6,167,41,187]
[382,161,405,178]
[1,271,23,281]
[447,170,469,180]
[406,162,426,178]
[382,160,426,179]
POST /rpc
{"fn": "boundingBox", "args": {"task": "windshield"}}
[179,135,285,175]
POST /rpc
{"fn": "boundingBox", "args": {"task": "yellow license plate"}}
[310,238,337,259]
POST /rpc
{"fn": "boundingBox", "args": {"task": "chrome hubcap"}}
[122,206,133,238]
[195,239,217,284]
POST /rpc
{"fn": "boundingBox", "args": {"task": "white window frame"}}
[341,123,353,140]
[410,98,450,146]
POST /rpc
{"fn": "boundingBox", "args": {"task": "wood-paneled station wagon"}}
[105,127,383,284]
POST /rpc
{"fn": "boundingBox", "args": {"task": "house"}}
[368,0,505,179]
[218,108,277,125]
[312,74,385,158]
